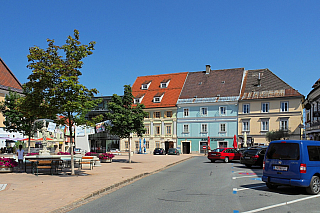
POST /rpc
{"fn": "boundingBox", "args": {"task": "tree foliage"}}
[106,85,147,163]
[0,90,42,152]
[24,29,102,175]
[265,129,291,142]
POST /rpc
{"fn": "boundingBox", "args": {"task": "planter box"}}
[100,159,112,163]
[0,166,13,173]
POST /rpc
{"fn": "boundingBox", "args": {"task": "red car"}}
[207,148,241,163]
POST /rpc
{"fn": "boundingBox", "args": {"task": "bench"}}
[33,160,55,176]
[79,156,94,170]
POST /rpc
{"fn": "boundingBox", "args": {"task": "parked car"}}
[240,146,267,168]
[167,148,180,155]
[207,148,241,163]
[153,148,166,155]
[110,148,121,155]
[262,140,320,194]
[238,147,249,155]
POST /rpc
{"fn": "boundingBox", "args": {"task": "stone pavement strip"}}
[0,154,195,213]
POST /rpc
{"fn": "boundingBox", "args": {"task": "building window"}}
[145,125,150,135]
[155,141,160,148]
[145,141,149,149]
[261,120,269,131]
[201,124,208,133]
[154,111,161,118]
[134,95,144,104]
[166,125,172,135]
[184,108,189,117]
[155,126,160,135]
[135,141,139,149]
[280,102,289,112]
[262,103,269,113]
[183,124,189,133]
[219,106,226,116]
[220,123,226,132]
[200,107,208,116]
[141,82,151,90]
[242,121,249,131]
[243,104,250,114]
[160,80,170,88]
[165,111,172,118]
[153,93,164,103]
[125,141,129,149]
[280,119,288,131]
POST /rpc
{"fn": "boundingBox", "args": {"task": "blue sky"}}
[1,1,319,97]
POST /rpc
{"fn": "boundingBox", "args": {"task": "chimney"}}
[257,72,261,87]
[206,65,211,74]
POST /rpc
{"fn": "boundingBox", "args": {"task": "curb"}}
[50,156,193,213]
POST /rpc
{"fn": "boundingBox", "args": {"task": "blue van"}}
[262,140,320,194]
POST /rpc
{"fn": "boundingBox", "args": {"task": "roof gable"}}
[132,72,188,108]
[179,68,244,100]
[0,57,23,93]
[241,69,303,99]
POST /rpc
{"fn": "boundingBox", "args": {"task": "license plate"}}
[244,157,250,159]
[211,153,216,155]
[273,166,288,171]
[155,153,159,155]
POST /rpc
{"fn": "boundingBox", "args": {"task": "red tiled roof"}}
[132,72,188,108]
[0,57,23,93]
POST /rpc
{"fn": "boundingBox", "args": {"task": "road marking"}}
[0,184,7,191]
[233,184,265,192]
[232,175,260,179]
[242,194,320,213]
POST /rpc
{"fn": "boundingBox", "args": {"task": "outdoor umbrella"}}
[233,135,237,149]
[36,137,53,141]
[243,132,247,147]
[143,138,146,153]
[139,138,142,154]
[208,136,210,150]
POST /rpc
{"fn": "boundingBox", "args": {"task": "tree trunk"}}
[69,112,75,175]
[128,137,131,163]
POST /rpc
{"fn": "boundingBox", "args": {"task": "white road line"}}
[233,185,265,192]
[0,184,7,191]
[242,194,320,213]
[232,175,260,179]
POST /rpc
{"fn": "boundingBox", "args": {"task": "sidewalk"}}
[0,154,195,213]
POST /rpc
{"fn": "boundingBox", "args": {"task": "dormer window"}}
[160,79,170,88]
[134,94,144,104]
[153,92,164,103]
[141,81,151,90]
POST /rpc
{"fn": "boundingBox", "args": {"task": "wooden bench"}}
[79,156,94,170]
[33,160,55,176]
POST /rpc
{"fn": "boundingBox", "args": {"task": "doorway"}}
[182,142,190,154]
[165,141,174,154]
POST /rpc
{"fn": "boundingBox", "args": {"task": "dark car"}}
[238,147,249,155]
[207,148,241,163]
[240,146,267,168]
[167,148,180,155]
[153,148,166,155]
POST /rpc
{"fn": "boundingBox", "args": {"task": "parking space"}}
[229,162,320,213]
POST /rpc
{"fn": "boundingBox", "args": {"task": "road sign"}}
[202,146,206,149]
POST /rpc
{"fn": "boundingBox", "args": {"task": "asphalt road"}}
[69,156,320,213]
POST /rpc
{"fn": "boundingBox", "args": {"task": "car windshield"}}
[212,148,225,152]
[266,143,300,160]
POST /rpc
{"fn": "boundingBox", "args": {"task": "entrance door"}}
[165,141,174,154]
[200,141,207,154]
[182,142,190,154]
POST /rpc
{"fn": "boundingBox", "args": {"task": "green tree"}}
[0,90,41,153]
[106,85,147,163]
[24,29,102,175]
[265,129,291,142]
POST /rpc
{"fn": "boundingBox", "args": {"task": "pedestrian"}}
[17,145,24,172]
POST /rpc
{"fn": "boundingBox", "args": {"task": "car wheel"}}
[266,183,278,189]
[245,164,252,168]
[224,157,229,163]
[210,160,215,163]
[306,176,320,195]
